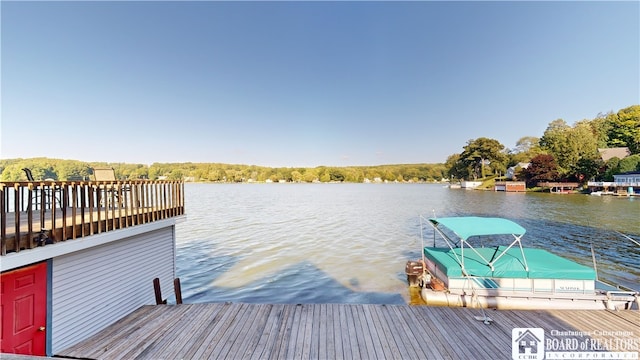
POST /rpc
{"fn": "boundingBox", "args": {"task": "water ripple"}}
[176,183,639,304]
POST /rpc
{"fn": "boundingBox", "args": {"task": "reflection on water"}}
[176,183,640,304]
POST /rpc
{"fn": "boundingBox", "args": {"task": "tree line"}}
[0,159,448,183]
[445,105,640,186]
[1,105,638,185]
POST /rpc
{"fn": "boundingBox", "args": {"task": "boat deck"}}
[56,303,640,359]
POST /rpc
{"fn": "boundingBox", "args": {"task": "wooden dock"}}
[56,303,640,360]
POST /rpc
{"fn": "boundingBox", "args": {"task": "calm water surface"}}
[175,183,639,304]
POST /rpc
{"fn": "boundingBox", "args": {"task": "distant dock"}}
[53,303,639,360]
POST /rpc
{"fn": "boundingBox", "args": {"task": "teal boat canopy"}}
[423,246,596,280]
[429,217,526,241]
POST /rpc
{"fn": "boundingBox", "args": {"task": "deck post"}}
[174,278,183,305]
[153,278,166,305]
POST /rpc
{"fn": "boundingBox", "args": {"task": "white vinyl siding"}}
[50,226,176,353]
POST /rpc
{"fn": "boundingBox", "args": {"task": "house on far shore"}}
[598,147,631,162]
[613,171,640,195]
[506,162,530,180]
[588,170,640,196]
[586,147,637,195]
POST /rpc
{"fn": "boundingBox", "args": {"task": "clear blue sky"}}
[2,1,638,167]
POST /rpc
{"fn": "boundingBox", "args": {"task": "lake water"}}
[175,183,639,305]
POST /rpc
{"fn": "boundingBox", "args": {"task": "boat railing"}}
[459,276,597,295]
[596,280,639,296]
[527,278,599,295]
[0,180,185,255]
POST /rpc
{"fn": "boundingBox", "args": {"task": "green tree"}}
[590,112,614,148]
[168,169,183,181]
[513,136,540,154]
[0,164,26,181]
[509,136,543,165]
[445,153,465,180]
[302,169,318,182]
[603,157,621,181]
[428,164,448,181]
[511,163,529,181]
[328,168,345,182]
[617,154,640,173]
[540,119,599,177]
[573,158,601,183]
[565,121,599,178]
[382,170,395,182]
[365,169,381,181]
[539,119,570,168]
[291,170,303,182]
[608,105,640,154]
[459,137,507,179]
[344,168,364,182]
[148,166,161,180]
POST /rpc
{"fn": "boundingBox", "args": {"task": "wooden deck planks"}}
[611,309,640,324]
[126,305,199,359]
[379,305,428,359]
[367,305,401,360]
[186,303,241,359]
[147,304,219,359]
[352,304,377,359]
[446,307,507,357]
[210,303,257,359]
[215,303,261,360]
[273,304,297,360]
[237,304,278,360]
[397,306,436,357]
[315,304,328,360]
[112,305,193,359]
[65,305,157,354]
[56,303,640,360]
[244,304,274,360]
[172,304,225,359]
[412,306,474,358]
[334,304,349,359]
[297,304,313,359]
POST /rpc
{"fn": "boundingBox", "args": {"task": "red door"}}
[1,262,47,356]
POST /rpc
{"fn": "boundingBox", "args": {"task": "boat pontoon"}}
[406,216,639,310]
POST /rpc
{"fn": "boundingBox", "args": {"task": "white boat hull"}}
[420,288,639,310]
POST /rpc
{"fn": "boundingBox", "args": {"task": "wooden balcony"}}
[0,180,184,256]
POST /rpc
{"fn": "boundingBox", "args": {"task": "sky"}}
[1,1,639,168]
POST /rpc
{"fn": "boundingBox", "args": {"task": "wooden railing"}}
[536,182,580,192]
[0,180,184,255]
